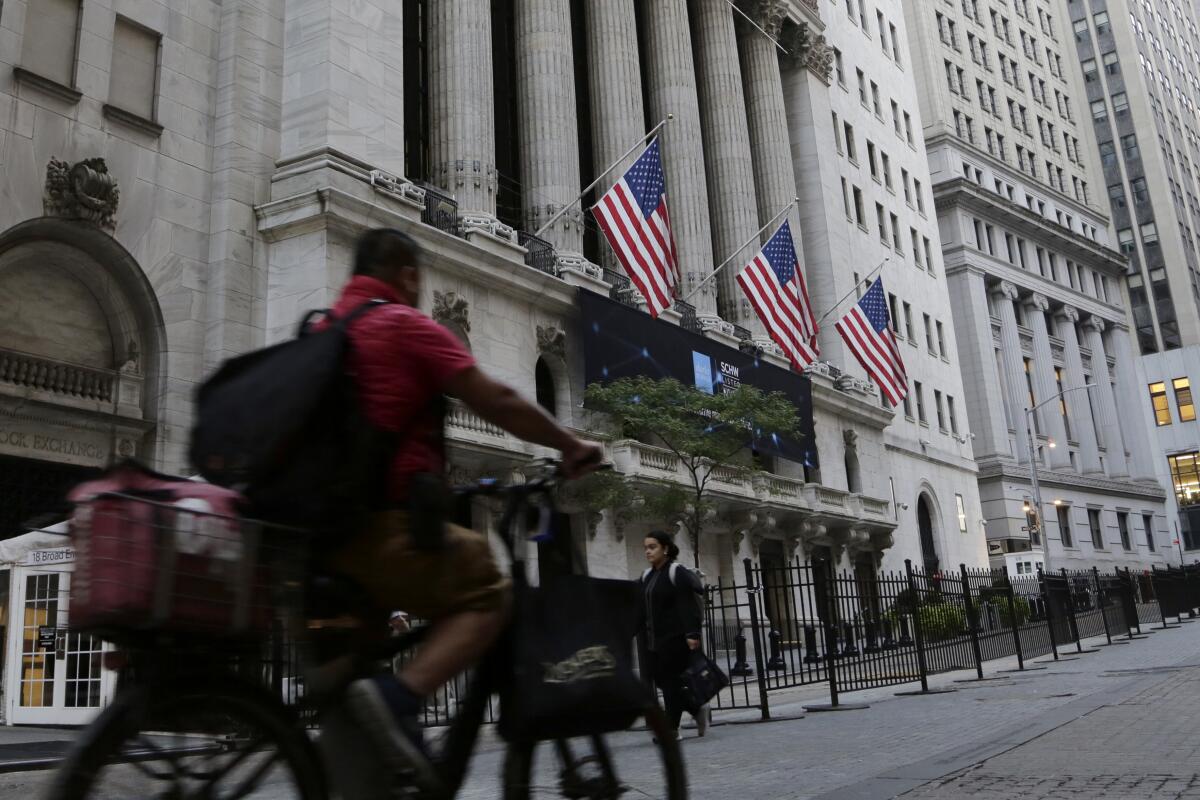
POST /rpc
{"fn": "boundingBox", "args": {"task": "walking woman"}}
[639,530,708,740]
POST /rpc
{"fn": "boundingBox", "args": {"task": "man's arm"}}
[445,366,601,477]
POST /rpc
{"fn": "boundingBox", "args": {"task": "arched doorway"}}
[0,218,164,726]
[917,494,940,574]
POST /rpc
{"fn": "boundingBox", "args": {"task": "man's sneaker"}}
[695,705,710,737]
[345,675,442,792]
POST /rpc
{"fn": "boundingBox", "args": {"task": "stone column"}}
[585,0,645,273]
[642,0,719,319]
[1109,322,1159,481]
[430,0,501,233]
[1084,317,1130,478]
[516,0,584,262]
[992,282,1032,464]
[1055,306,1103,475]
[1023,294,1071,470]
[737,0,801,339]
[693,0,759,327]
[948,269,1009,458]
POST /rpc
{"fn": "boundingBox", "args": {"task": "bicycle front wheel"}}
[502,706,687,800]
[47,678,325,800]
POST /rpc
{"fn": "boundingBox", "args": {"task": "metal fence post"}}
[1152,565,1171,629]
[1123,567,1143,635]
[742,558,771,720]
[905,560,931,692]
[813,557,842,707]
[1061,568,1084,653]
[1093,567,1113,645]
[1038,565,1060,661]
[1001,566,1025,670]
[960,564,985,680]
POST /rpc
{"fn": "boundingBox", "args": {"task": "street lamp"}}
[1023,384,1097,570]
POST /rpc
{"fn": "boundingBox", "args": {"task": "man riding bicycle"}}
[327,228,603,784]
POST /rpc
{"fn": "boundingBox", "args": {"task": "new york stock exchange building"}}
[0,0,987,724]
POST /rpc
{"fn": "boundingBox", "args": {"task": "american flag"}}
[591,138,679,317]
[834,278,909,406]
[736,221,819,369]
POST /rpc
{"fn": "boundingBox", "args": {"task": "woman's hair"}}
[645,530,680,561]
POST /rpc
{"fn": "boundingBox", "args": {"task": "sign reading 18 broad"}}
[24,547,75,567]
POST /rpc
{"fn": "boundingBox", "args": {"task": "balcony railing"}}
[422,184,460,237]
[602,269,639,308]
[446,399,506,439]
[518,231,558,277]
[675,300,703,334]
[0,349,115,403]
[730,324,752,341]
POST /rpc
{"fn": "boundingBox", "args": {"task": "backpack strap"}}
[296,299,390,337]
[669,562,680,586]
[641,567,653,582]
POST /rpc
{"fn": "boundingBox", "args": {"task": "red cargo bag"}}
[67,461,276,638]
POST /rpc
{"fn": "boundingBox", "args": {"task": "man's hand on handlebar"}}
[560,438,605,480]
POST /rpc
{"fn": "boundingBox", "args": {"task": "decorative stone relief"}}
[781,22,832,83]
[432,291,470,333]
[536,325,566,360]
[843,429,859,449]
[738,0,787,36]
[44,158,120,229]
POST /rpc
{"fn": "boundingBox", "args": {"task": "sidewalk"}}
[458,621,1200,799]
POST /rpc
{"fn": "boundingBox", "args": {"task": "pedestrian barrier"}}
[253,558,1185,727]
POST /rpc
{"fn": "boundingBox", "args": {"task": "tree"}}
[585,376,803,567]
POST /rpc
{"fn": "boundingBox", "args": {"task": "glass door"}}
[6,569,111,725]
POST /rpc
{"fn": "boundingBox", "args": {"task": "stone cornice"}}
[0,396,154,436]
[932,178,1128,275]
[883,439,980,474]
[255,185,579,316]
[810,374,895,430]
[976,461,1167,501]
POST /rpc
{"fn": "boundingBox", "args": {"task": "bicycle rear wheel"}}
[502,706,687,800]
[47,678,325,800]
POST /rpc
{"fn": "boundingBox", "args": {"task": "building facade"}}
[0,0,988,724]
[902,0,1170,573]
[1065,0,1200,562]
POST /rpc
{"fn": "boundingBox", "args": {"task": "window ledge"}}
[13,67,82,104]
[103,104,163,137]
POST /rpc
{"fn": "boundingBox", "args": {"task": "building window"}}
[1169,452,1200,506]
[1150,382,1172,426]
[923,313,935,352]
[915,381,926,424]
[903,302,914,341]
[1118,512,1132,551]
[1144,514,1155,551]
[1057,505,1073,548]
[1122,134,1140,161]
[1175,378,1196,422]
[935,321,946,358]
[956,494,968,534]
[947,395,958,434]
[109,17,161,123]
[1141,221,1158,245]
[1088,508,1104,550]
[1111,92,1129,116]
[21,0,81,90]
[935,390,946,431]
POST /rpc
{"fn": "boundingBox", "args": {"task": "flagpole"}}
[532,115,675,239]
[814,257,890,326]
[678,197,800,305]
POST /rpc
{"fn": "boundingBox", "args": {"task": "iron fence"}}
[421,184,459,237]
[257,556,1172,729]
[518,231,558,277]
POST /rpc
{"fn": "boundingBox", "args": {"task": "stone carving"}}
[738,0,787,37]
[1056,305,1080,323]
[536,325,566,359]
[993,280,1020,302]
[1085,315,1106,334]
[44,158,120,228]
[781,22,832,83]
[1023,293,1050,312]
[119,340,141,375]
[432,291,470,333]
[843,429,859,449]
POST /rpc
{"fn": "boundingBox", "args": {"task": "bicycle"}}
[48,464,687,800]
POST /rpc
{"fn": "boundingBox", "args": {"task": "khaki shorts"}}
[330,510,510,620]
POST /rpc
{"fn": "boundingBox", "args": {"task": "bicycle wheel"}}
[47,678,326,800]
[502,706,687,800]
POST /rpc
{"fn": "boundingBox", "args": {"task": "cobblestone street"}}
[5,624,1200,799]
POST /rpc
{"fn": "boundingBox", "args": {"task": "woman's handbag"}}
[679,649,729,714]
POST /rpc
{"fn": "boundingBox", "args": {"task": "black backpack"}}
[189,301,393,535]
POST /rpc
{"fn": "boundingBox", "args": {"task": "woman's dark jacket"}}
[639,562,704,652]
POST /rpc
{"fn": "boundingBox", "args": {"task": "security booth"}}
[0,528,116,726]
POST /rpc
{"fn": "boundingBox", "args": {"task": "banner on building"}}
[576,290,819,469]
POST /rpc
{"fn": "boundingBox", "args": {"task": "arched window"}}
[535,357,557,417]
[917,494,940,574]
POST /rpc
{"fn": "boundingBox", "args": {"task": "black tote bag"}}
[679,649,729,714]
[499,574,651,741]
